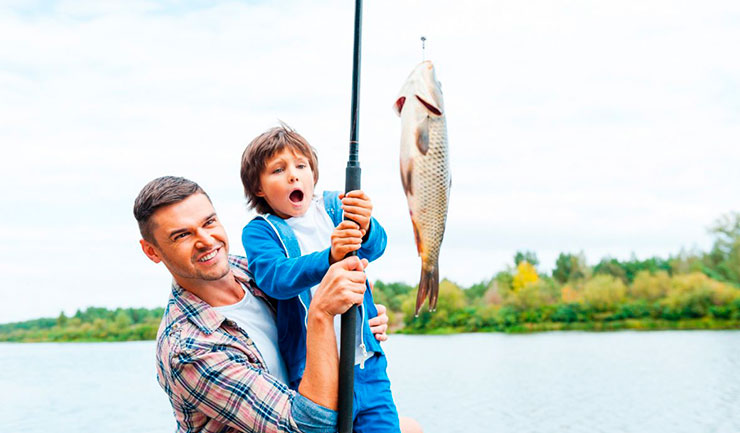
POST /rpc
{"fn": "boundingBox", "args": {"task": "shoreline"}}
[3,318,739,343]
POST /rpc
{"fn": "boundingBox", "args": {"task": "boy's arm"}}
[338,190,387,262]
[357,216,387,262]
[243,219,331,299]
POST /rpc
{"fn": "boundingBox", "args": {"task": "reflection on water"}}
[2,331,739,433]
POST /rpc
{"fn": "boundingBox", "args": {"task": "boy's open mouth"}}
[289,189,304,203]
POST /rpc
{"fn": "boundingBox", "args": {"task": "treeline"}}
[372,212,740,333]
[3,213,739,341]
[0,307,163,342]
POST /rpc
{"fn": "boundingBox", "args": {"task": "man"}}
[134,176,419,433]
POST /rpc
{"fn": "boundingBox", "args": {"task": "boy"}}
[240,124,400,433]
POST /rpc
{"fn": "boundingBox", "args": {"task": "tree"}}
[56,312,68,327]
[704,212,740,285]
[514,251,539,267]
[512,261,539,291]
[582,274,626,312]
[593,257,627,283]
[553,252,589,283]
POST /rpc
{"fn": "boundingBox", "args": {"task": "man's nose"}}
[194,228,215,248]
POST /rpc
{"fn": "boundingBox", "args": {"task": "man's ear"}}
[140,239,162,264]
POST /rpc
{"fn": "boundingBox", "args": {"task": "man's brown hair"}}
[240,124,319,215]
[133,176,209,244]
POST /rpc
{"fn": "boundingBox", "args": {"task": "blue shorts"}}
[352,354,400,433]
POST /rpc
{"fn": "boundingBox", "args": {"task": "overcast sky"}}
[1,0,738,323]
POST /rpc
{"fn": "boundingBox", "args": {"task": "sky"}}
[1,0,739,323]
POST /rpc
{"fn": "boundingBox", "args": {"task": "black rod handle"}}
[338,0,363,431]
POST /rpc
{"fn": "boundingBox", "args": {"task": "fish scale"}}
[394,60,451,315]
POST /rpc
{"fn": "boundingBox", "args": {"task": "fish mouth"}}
[289,189,304,203]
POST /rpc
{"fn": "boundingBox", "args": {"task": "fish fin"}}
[415,95,443,117]
[400,159,413,196]
[415,117,430,155]
[428,267,440,312]
[415,266,439,315]
[393,96,406,116]
[411,219,422,256]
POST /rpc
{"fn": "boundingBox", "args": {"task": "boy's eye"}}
[297,163,307,169]
[272,167,284,174]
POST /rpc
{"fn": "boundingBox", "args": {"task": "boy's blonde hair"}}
[240,124,319,215]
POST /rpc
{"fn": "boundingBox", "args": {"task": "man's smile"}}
[197,246,222,263]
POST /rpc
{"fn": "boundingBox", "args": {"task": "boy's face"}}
[257,147,315,219]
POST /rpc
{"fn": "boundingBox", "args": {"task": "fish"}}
[393,60,451,315]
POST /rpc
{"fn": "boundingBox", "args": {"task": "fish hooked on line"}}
[393,60,451,316]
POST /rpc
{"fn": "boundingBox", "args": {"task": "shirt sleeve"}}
[357,216,387,262]
[169,344,337,433]
[242,219,331,299]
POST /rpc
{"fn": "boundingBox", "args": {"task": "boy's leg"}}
[352,354,401,433]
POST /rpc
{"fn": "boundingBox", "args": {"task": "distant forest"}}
[2,212,739,342]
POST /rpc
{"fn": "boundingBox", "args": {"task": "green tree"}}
[593,257,628,283]
[704,212,740,285]
[56,312,68,327]
[514,251,539,267]
[553,252,589,283]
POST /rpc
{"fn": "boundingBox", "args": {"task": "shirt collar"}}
[169,254,270,335]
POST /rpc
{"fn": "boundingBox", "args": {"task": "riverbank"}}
[3,315,739,343]
[397,318,740,335]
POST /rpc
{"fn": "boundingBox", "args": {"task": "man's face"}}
[141,193,231,287]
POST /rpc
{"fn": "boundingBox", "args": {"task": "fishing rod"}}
[338,0,363,431]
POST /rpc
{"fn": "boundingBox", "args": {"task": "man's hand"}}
[369,303,389,342]
[310,256,368,318]
[301,256,369,410]
[339,190,373,234]
[329,221,364,264]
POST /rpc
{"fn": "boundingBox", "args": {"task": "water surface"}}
[2,331,738,432]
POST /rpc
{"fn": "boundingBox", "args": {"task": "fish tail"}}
[415,266,439,315]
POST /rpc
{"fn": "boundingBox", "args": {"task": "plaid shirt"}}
[155,255,337,433]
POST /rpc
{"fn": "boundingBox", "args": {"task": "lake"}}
[2,331,738,433]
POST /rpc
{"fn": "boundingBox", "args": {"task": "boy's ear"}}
[255,186,265,197]
[140,239,162,264]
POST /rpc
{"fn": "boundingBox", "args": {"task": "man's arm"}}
[166,257,368,433]
[298,256,368,409]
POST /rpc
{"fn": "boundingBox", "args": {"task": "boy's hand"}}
[369,302,389,342]
[330,221,364,264]
[339,190,373,234]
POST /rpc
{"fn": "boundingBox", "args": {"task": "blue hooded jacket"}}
[242,191,386,388]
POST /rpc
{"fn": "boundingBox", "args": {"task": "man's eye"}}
[174,232,189,241]
[205,218,216,226]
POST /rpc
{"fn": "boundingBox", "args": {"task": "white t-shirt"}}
[214,282,289,385]
[286,193,374,365]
